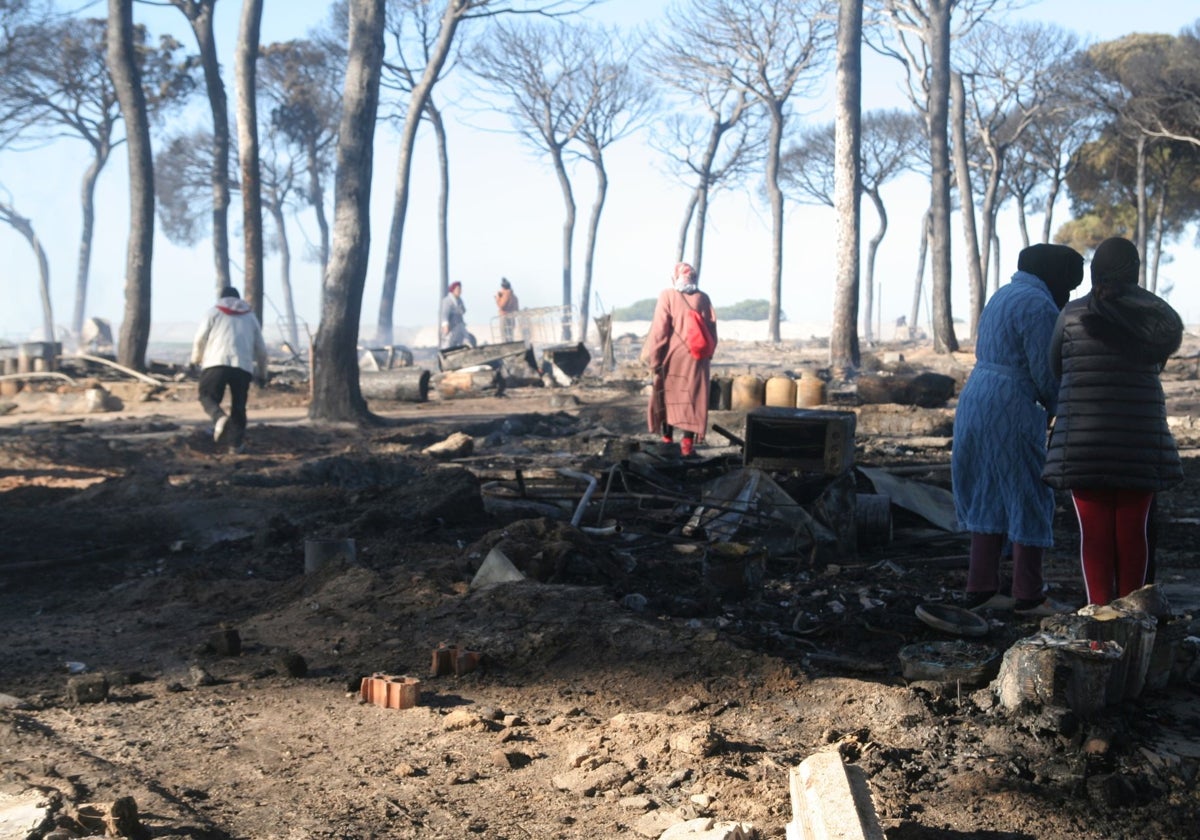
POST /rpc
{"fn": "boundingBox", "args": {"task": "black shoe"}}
[1013,597,1072,617]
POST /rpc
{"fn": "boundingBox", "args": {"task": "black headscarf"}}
[1081,237,1182,365]
[1090,236,1141,293]
[1017,243,1084,310]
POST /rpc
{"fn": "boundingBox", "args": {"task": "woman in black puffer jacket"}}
[1042,236,1184,605]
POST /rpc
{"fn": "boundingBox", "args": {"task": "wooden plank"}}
[788,751,885,840]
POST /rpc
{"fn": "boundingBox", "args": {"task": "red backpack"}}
[679,292,717,360]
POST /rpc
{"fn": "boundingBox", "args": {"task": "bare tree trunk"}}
[691,183,710,275]
[864,189,887,345]
[307,145,330,271]
[173,0,231,292]
[927,0,957,353]
[689,111,736,276]
[32,229,53,343]
[908,209,930,340]
[951,72,984,339]
[1150,186,1167,294]
[552,147,576,341]
[376,1,462,347]
[236,0,264,321]
[0,202,54,341]
[580,152,608,344]
[427,99,451,297]
[830,0,862,370]
[1017,200,1031,249]
[1041,163,1063,243]
[978,149,1003,294]
[376,121,417,348]
[676,191,697,264]
[202,15,231,293]
[991,231,1001,294]
[1135,134,1148,288]
[266,200,299,351]
[765,103,785,343]
[72,142,109,343]
[691,122,728,277]
[107,0,153,371]
[309,0,385,423]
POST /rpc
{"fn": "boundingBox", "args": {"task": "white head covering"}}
[672,262,697,294]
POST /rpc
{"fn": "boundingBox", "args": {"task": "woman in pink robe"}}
[639,262,718,457]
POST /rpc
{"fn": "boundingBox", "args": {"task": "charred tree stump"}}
[1042,605,1157,701]
[360,368,431,402]
[993,632,1123,717]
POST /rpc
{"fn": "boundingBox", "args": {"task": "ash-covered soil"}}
[1,339,1198,840]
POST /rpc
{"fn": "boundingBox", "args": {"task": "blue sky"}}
[3,0,1199,347]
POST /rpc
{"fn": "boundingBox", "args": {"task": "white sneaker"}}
[213,415,229,444]
[967,591,1016,612]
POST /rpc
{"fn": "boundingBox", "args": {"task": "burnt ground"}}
[0,339,1198,840]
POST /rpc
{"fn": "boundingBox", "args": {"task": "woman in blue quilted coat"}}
[952,243,1083,617]
[1042,237,1183,605]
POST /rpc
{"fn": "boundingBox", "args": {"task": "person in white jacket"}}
[191,286,268,451]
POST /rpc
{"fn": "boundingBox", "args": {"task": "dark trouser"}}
[966,532,1044,602]
[199,366,252,445]
[660,422,695,442]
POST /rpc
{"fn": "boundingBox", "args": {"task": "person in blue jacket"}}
[952,243,1083,617]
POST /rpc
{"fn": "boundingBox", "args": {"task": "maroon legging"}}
[966,532,1044,602]
[1071,488,1154,606]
